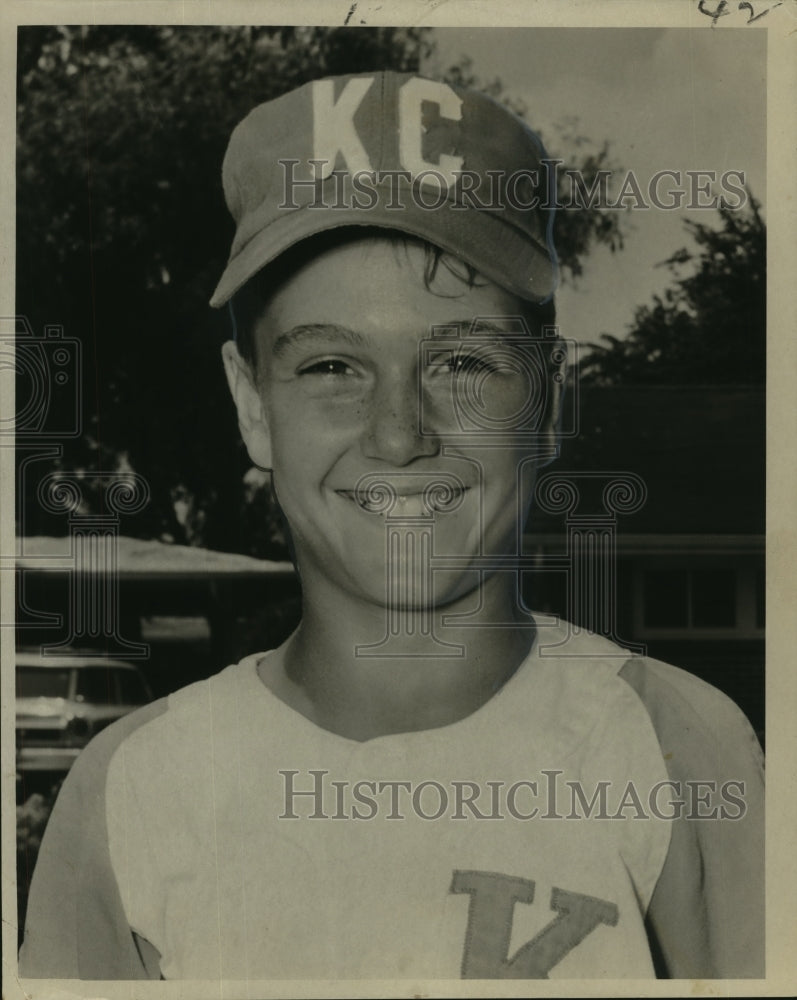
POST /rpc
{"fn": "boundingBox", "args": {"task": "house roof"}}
[13,535,295,578]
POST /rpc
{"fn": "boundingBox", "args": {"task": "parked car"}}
[15,651,153,774]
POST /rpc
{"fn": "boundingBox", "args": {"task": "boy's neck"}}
[260,573,536,742]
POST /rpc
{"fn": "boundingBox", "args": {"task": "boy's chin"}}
[348,564,488,615]
[300,535,519,610]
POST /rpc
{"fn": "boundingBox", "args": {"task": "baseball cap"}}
[210,71,558,308]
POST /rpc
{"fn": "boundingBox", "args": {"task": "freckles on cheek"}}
[275,403,366,463]
[313,398,368,432]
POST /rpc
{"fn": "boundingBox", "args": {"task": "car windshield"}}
[75,667,117,705]
[16,666,71,699]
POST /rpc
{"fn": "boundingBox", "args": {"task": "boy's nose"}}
[361,377,440,466]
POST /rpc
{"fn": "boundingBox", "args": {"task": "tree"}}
[579,195,765,385]
[16,26,631,555]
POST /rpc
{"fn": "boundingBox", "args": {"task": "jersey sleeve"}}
[619,656,765,979]
[18,700,167,980]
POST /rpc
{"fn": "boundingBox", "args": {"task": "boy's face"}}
[224,234,562,609]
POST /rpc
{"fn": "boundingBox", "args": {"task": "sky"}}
[424,27,766,349]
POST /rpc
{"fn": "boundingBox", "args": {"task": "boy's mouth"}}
[335,486,469,517]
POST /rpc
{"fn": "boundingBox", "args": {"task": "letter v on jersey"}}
[451,870,619,979]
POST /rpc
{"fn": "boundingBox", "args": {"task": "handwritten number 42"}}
[698,0,783,24]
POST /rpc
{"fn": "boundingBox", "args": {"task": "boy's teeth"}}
[353,489,464,514]
[343,484,466,515]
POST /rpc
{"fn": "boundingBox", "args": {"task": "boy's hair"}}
[229,226,557,371]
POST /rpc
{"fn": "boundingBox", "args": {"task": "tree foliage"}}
[579,195,766,385]
[16,26,630,554]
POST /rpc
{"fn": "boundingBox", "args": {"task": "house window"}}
[643,570,688,627]
[643,568,737,630]
[691,569,737,627]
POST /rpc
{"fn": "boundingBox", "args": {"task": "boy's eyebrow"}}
[270,318,523,358]
[270,324,368,357]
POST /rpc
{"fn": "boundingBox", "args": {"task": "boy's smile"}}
[335,485,470,517]
[231,233,561,611]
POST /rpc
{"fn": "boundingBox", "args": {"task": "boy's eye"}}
[298,359,356,376]
[428,351,504,376]
[448,353,492,375]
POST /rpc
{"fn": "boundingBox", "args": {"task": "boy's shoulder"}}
[62,656,260,791]
[617,651,764,780]
[534,623,763,778]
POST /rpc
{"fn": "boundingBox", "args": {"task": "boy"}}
[19,71,763,982]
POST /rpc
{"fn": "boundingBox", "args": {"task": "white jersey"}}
[19,622,764,981]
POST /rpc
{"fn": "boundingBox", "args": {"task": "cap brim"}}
[210,184,557,308]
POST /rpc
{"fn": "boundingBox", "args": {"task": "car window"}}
[75,667,118,706]
[117,670,149,705]
[16,667,71,699]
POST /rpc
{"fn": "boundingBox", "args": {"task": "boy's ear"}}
[540,343,569,459]
[221,340,272,469]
